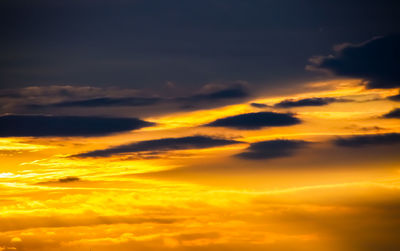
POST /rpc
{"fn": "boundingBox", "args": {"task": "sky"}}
[1,1,400,251]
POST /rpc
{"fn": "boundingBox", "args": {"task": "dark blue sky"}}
[1,0,399,91]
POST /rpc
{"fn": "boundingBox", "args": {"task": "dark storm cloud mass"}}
[333,133,400,147]
[308,35,400,89]
[235,139,308,160]
[206,112,301,130]
[1,0,400,89]
[274,97,342,108]
[383,108,400,119]
[75,136,242,158]
[0,115,153,137]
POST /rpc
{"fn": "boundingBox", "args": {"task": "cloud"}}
[176,84,249,108]
[235,139,308,159]
[274,97,343,108]
[307,35,400,89]
[205,112,301,130]
[75,135,241,158]
[250,103,268,108]
[333,133,400,147]
[0,115,154,137]
[36,97,161,108]
[58,176,81,183]
[188,84,248,101]
[36,176,81,185]
[383,108,400,119]
[388,92,400,102]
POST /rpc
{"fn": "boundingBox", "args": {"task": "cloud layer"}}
[75,135,241,157]
[333,133,400,147]
[0,115,153,137]
[274,97,342,108]
[206,112,301,130]
[235,139,308,159]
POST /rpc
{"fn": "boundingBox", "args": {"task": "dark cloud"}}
[37,97,161,108]
[250,103,268,108]
[0,115,153,137]
[188,85,248,101]
[274,97,343,108]
[75,135,241,158]
[58,176,81,183]
[205,112,301,130]
[37,176,81,185]
[37,85,247,109]
[235,139,308,159]
[307,35,400,89]
[333,133,400,147]
[388,92,400,101]
[3,1,400,90]
[383,108,400,119]
[176,84,249,109]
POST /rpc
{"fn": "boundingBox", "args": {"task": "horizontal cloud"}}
[274,97,342,108]
[37,176,81,185]
[235,139,308,159]
[58,176,81,183]
[383,108,400,119]
[75,135,241,158]
[250,103,268,108]
[0,115,153,137]
[205,112,301,130]
[307,35,400,89]
[388,92,400,101]
[41,97,161,107]
[333,133,400,147]
[188,85,248,101]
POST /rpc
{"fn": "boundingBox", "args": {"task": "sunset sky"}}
[1,1,400,251]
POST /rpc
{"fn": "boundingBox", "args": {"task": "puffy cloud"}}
[75,135,241,158]
[307,35,400,89]
[0,115,153,137]
[333,133,400,147]
[235,139,308,159]
[205,112,301,130]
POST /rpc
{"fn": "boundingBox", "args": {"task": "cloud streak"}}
[0,115,154,137]
[274,97,343,108]
[333,133,400,147]
[205,112,301,130]
[75,135,242,158]
[235,139,308,160]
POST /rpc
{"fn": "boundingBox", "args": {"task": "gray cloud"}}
[308,35,400,89]
[0,115,154,137]
[75,135,242,158]
[333,133,400,147]
[274,97,345,108]
[235,139,308,160]
[383,108,400,119]
[205,112,301,130]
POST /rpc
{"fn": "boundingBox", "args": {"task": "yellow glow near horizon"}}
[1,79,400,251]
